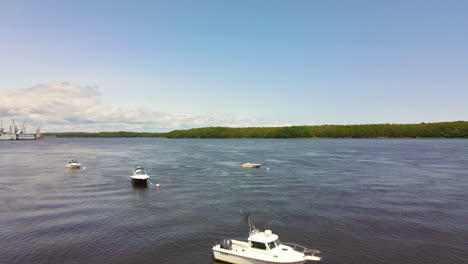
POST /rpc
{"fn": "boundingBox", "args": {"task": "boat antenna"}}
[241,210,259,235]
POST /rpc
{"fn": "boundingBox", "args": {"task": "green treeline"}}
[164,121,468,138]
[43,121,468,138]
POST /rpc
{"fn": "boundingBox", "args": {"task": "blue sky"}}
[1,0,467,131]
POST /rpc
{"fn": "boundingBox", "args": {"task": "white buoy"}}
[266,167,269,170]
[82,167,86,170]
[156,184,160,187]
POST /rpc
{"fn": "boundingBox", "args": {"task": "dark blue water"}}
[1,138,467,263]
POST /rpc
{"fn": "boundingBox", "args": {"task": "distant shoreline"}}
[43,121,468,138]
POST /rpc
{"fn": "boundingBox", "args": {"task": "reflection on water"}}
[132,183,149,195]
[1,138,468,264]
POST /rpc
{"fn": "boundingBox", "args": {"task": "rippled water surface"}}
[1,138,468,264]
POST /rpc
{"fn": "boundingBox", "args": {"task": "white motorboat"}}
[241,162,261,168]
[131,166,149,185]
[212,214,321,264]
[65,159,81,169]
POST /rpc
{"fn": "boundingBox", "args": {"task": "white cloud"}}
[0,83,289,132]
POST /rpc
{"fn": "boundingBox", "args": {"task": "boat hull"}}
[241,164,261,168]
[0,133,40,140]
[131,178,148,185]
[0,134,16,140]
[18,134,38,140]
[213,249,305,264]
[65,164,81,169]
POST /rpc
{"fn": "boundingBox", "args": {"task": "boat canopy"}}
[248,230,279,244]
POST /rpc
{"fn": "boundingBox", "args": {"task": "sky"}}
[1,0,467,132]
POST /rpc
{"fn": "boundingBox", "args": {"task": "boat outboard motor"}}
[221,239,232,250]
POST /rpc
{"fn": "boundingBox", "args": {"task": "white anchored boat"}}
[212,213,322,264]
[65,159,81,169]
[241,162,261,168]
[131,166,149,185]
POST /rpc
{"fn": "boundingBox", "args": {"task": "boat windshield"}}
[136,170,147,175]
[275,238,281,246]
[268,241,277,250]
[251,241,267,250]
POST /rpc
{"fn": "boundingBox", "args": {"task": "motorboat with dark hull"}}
[131,166,149,185]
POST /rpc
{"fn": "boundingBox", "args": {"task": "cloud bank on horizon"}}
[0,83,289,132]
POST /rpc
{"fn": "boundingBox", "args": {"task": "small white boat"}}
[213,214,321,264]
[241,162,261,168]
[65,159,81,169]
[131,166,149,185]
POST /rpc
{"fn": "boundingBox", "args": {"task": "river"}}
[1,138,467,263]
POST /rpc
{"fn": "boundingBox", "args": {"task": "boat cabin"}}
[134,167,147,175]
[69,159,78,164]
[248,230,281,251]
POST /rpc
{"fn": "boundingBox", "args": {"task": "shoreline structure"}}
[43,121,468,139]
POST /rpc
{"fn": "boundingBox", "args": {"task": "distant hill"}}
[43,121,468,138]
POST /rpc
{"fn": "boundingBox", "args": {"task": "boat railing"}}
[283,243,320,256]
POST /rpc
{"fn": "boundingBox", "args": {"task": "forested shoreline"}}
[43,121,468,138]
